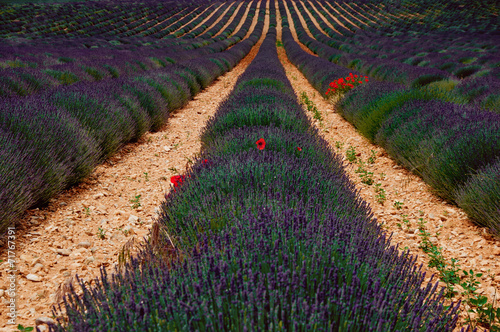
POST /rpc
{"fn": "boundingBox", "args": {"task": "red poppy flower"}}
[203,159,208,164]
[297,147,302,151]
[359,81,363,83]
[348,83,354,88]
[346,77,351,81]
[325,91,329,95]
[171,175,184,187]
[256,138,266,150]
[354,75,358,78]
[365,79,369,82]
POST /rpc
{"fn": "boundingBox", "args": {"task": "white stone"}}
[128,215,139,223]
[77,241,92,249]
[26,274,42,282]
[35,316,56,326]
[56,249,71,256]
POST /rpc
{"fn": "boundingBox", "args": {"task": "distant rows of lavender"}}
[0,0,254,97]
[52,7,460,328]
[291,0,499,110]
[0,0,263,235]
[279,0,500,234]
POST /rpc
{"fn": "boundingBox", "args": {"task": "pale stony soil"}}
[0,1,499,331]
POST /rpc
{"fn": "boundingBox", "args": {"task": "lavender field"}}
[0,0,499,330]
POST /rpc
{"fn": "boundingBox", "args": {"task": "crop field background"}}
[0,0,499,330]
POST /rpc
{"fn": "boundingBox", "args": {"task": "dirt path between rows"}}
[0,1,268,330]
[277,2,500,328]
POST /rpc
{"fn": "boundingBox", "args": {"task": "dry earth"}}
[0,1,499,331]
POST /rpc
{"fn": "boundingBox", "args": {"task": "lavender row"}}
[339,84,500,235]
[0,22,263,237]
[182,2,234,39]
[291,0,499,110]
[202,0,257,42]
[285,0,454,89]
[0,0,205,39]
[0,1,259,98]
[281,23,500,234]
[51,18,458,332]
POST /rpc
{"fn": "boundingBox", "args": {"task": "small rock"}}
[31,257,43,267]
[0,289,4,297]
[428,213,435,219]
[128,215,139,223]
[493,247,500,256]
[77,241,92,249]
[93,193,104,199]
[35,316,56,326]
[38,326,48,332]
[32,263,44,273]
[56,249,72,256]
[20,254,30,263]
[69,263,82,269]
[59,202,67,206]
[445,207,456,215]
[26,274,42,282]
[429,237,438,243]
[482,228,493,240]
[84,229,94,236]
[84,256,95,265]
